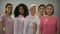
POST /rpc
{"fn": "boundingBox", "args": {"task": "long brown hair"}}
[45,4,54,15]
[4,3,13,14]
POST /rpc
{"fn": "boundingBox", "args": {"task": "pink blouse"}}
[1,15,14,34]
[39,16,59,34]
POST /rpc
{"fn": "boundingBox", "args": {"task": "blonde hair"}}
[4,3,13,14]
[30,4,37,10]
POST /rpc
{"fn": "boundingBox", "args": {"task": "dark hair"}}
[5,3,13,8]
[4,3,13,14]
[45,4,54,15]
[14,3,29,18]
[38,4,45,10]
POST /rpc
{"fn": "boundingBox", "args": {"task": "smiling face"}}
[30,6,37,15]
[39,6,45,15]
[5,5,13,15]
[46,5,54,16]
[19,6,24,15]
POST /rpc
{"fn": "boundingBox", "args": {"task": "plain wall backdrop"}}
[0,0,60,34]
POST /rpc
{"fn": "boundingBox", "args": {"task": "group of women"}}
[0,3,59,34]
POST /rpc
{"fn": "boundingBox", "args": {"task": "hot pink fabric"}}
[39,16,59,34]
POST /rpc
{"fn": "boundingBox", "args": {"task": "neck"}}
[6,13,11,16]
[32,14,36,17]
[31,14,36,18]
[39,14,43,19]
[46,15,52,18]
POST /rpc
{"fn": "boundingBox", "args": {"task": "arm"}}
[39,18,43,34]
[33,23,37,34]
[0,16,5,34]
[0,21,4,34]
[56,18,59,34]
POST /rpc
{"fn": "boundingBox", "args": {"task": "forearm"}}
[33,23,37,34]
[39,32,42,34]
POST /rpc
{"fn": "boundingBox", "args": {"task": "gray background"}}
[0,0,60,34]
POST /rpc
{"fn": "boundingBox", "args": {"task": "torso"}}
[26,15,39,34]
[14,15,25,34]
[41,16,57,34]
[1,14,14,34]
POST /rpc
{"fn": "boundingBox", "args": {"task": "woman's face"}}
[19,6,24,15]
[39,6,45,15]
[30,6,37,15]
[6,5,13,14]
[46,6,53,16]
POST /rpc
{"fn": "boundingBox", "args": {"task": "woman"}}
[23,4,39,34]
[38,4,45,18]
[39,4,59,34]
[38,4,45,34]
[14,3,29,34]
[0,3,14,34]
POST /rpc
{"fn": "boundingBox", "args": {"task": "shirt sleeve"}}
[23,17,29,34]
[0,15,4,22]
[55,17,59,32]
[14,18,19,34]
[34,16,39,24]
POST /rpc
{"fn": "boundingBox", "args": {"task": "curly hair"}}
[4,3,13,14]
[14,3,29,18]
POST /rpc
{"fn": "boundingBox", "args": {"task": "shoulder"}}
[0,15,6,21]
[52,16,58,20]
[41,16,46,19]
[25,15,30,20]
[1,14,6,17]
[14,17,19,21]
[11,15,14,19]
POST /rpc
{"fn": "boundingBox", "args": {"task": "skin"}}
[19,6,24,15]
[46,6,53,16]
[6,5,13,16]
[0,20,4,34]
[39,6,45,19]
[39,6,45,34]
[2,5,13,34]
[30,6,37,16]
[46,6,58,34]
[30,6,37,34]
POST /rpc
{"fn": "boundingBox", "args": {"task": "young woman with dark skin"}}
[14,3,29,34]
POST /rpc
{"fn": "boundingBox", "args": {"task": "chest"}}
[43,18,56,26]
[3,16,13,26]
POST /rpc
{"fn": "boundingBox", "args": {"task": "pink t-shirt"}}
[39,16,59,34]
[1,15,14,34]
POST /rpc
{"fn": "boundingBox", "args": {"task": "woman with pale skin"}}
[38,4,45,34]
[0,3,14,34]
[23,4,39,34]
[39,4,59,34]
[38,4,45,19]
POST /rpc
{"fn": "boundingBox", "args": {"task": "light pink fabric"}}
[14,15,25,34]
[1,15,14,34]
[39,16,59,34]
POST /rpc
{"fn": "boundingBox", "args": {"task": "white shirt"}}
[23,14,39,34]
[14,15,25,34]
